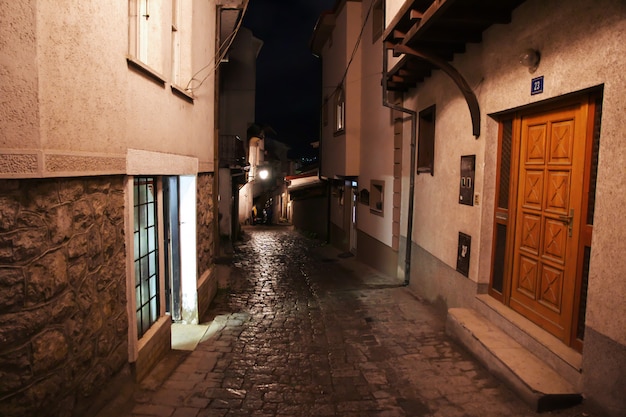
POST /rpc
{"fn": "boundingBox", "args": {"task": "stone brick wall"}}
[0,176,128,417]
[197,172,215,277]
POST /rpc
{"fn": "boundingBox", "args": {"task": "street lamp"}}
[258,168,269,180]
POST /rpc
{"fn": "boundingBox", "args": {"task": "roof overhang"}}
[310,11,337,57]
[287,173,325,193]
[384,0,526,92]
[218,1,246,51]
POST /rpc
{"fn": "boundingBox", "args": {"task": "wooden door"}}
[509,103,587,342]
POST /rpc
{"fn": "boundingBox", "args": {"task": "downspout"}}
[381,45,416,287]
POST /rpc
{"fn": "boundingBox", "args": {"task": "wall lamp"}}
[258,168,269,180]
[519,48,541,73]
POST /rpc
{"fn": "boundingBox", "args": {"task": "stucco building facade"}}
[314,0,626,415]
[0,1,245,415]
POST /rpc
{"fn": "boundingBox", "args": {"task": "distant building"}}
[0,1,245,416]
[313,0,626,415]
[218,27,263,252]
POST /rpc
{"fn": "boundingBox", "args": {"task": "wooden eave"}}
[384,0,526,92]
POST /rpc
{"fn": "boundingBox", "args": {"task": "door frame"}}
[488,89,602,350]
[163,176,182,321]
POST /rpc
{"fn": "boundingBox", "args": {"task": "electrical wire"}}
[185,0,250,93]
[324,0,376,106]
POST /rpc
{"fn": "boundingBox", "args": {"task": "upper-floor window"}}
[417,105,436,175]
[334,86,345,134]
[170,0,192,90]
[372,0,384,43]
[129,0,167,75]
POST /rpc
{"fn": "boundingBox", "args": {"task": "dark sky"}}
[243,0,336,159]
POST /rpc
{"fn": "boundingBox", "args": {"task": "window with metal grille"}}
[134,177,159,338]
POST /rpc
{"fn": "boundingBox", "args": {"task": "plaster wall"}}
[357,0,395,248]
[404,69,484,282]
[343,1,362,177]
[0,0,40,151]
[319,1,361,179]
[329,182,345,228]
[1,0,217,178]
[385,0,404,27]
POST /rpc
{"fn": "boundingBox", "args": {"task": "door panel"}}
[510,105,587,342]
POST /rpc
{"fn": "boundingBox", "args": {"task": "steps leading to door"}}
[446,307,582,412]
[473,294,583,389]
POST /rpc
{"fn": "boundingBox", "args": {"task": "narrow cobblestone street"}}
[103,226,596,417]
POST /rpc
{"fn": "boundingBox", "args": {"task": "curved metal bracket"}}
[393,44,481,138]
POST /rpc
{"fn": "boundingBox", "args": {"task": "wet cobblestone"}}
[115,226,597,417]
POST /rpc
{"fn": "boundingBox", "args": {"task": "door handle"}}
[558,209,574,237]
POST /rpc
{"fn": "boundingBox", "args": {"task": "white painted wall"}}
[357,0,395,247]
[319,0,362,180]
[179,175,198,324]
[0,0,217,178]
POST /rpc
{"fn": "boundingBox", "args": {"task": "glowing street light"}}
[258,168,269,180]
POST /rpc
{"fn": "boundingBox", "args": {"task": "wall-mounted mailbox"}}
[459,155,475,206]
[456,232,471,277]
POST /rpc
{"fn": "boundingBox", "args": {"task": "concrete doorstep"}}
[446,308,583,412]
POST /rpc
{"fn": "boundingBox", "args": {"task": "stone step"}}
[446,307,582,412]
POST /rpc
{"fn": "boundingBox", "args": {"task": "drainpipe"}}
[381,44,416,287]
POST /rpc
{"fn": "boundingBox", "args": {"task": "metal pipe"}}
[381,44,417,287]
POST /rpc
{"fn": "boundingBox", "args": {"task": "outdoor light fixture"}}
[258,168,269,180]
[519,48,541,73]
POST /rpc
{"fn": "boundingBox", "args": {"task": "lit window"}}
[134,177,160,338]
[334,86,345,133]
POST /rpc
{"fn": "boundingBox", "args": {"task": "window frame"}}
[127,0,168,84]
[370,179,384,216]
[133,176,161,339]
[417,104,436,175]
[372,0,384,43]
[334,86,346,134]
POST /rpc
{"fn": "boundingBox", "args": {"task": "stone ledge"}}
[446,307,582,412]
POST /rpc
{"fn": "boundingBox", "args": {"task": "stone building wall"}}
[197,172,215,275]
[0,176,128,417]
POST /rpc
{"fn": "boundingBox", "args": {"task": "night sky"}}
[243,0,336,159]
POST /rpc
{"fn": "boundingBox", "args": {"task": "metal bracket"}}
[392,44,481,138]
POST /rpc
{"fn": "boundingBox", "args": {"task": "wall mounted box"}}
[459,155,475,206]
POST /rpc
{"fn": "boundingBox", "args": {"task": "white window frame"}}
[334,86,345,133]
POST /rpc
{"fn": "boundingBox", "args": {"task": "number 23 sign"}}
[531,75,544,95]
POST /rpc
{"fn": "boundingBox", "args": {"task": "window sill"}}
[370,208,384,217]
[171,84,194,104]
[126,56,166,87]
[333,129,345,137]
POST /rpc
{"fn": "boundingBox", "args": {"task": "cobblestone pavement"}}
[111,226,598,417]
